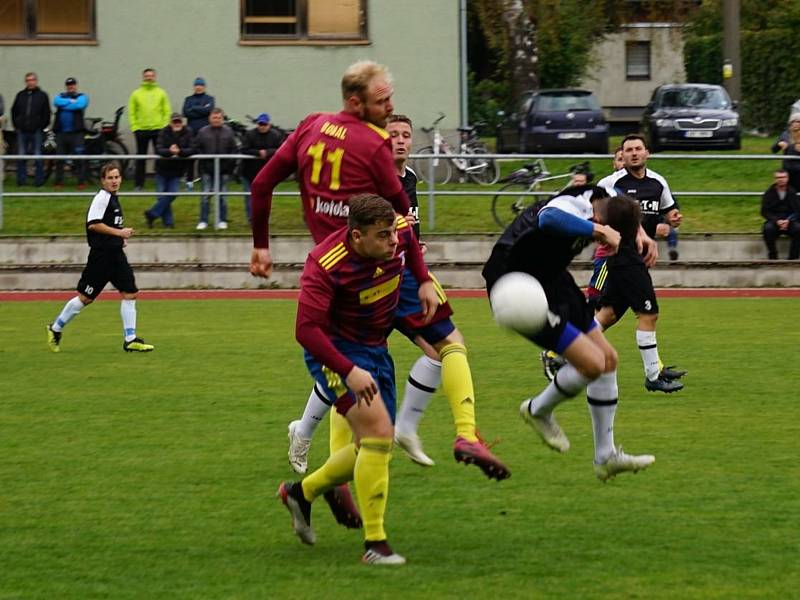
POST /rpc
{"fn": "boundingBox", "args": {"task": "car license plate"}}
[557,132,586,140]
[685,131,713,138]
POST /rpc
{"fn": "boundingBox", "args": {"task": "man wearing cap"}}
[53,77,89,189]
[144,113,194,228]
[240,113,285,224]
[128,68,171,190]
[182,77,215,135]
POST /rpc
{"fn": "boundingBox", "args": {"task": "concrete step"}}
[0,234,797,290]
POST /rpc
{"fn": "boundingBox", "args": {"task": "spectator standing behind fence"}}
[771,113,800,192]
[53,77,88,189]
[240,113,283,225]
[11,72,50,187]
[761,169,800,260]
[182,77,214,191]
[194,107,237,230]
[143,113,194,229]
[128,68,171,191]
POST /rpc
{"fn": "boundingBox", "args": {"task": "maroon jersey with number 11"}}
[251,111,409,248]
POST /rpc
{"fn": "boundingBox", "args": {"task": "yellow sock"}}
[301,443,357,502]
[329,409,352,455]
[439,343,478,442]
[354,437,393,542]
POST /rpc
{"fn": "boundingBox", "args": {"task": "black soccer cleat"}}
[660,365,687,380]
[645,375,684,393]
[322,484,362,529]
[277,481,315,545]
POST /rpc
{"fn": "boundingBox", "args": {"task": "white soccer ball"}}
[490,272,549,335]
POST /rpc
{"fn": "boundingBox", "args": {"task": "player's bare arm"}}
[593,223,620,254]
[417,280,440,324]
[88,223,133,239]
[636,225,658,267]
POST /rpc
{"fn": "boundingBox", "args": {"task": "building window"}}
[0,0,95,42]
[241,0,366,42]
[626,41,651,80]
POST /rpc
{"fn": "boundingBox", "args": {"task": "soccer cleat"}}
[123,338,155,352]
[453,436,510,481]
[287,420,311,474]
[519,399,570,453]
[394,431,435,467]
[46,324,62,353]
[594,446,655,482]
[362,541,406,566]
[540,350,565,382]
[143,210,155,228]
[660,365,687,380]
[277,481,315,545]
[322,484,362,529]
[668,249,679,261]
[645,375,683,393]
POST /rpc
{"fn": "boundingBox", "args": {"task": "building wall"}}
[0,0,461,136]
[582,24,686,110]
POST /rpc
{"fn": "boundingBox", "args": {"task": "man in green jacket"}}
[128,68,171,190]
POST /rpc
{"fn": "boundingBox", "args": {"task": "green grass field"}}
[0,135,781,236]
[1,297,798,598]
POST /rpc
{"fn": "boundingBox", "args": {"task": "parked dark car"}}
[496,89,609,154]
[642,84,741,152]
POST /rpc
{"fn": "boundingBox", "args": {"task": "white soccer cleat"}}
[287,420,311,474]
[362,544,406,566]
[519,399,570,453]
[394,432,435,466]
[594,446,655,482]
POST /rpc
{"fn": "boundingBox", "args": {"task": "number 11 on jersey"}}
[307,142,345,191]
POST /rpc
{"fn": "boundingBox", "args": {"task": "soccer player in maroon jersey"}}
[278,194,438,565]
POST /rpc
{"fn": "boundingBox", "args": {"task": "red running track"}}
[1,288,799,301]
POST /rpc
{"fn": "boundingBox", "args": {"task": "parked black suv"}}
[496,89,609,154]
[642,84,741,152]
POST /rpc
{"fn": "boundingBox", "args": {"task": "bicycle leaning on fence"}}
[491,159,591,227]
[413,112,500,185]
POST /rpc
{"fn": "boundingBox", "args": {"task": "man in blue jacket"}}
[53,77,89,188]
[181,77,214,189]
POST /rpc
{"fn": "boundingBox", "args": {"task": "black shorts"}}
[597,250,658,317]
[76,248,138,299]
[484,251,596,353]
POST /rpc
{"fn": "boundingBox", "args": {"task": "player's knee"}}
[638,312,658,328]
[576,348,605,380]
[122,292,138,300]
[434,328,464,354]
[603,346,618,372]
[78,294,94,305]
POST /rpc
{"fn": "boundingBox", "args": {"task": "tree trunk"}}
[502,0,538,107]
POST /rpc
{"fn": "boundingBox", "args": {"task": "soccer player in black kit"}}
[595,134,686,393]
[46,162,154,353]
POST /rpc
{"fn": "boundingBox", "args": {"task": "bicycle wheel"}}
[413,146,452,185]
[491,181,539,228]
[465,146,500,185]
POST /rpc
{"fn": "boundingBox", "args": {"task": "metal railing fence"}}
[0,152,796,231]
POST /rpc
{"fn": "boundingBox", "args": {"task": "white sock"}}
[296,384,333,438]
[529,362,590,416]
[121,299,137,342]
[396,356,442,436]
[52,297,85,332]
[586,371,618,463]
[636,330,661,381]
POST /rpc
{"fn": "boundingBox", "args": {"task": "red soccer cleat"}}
[323,483,362,529]
[453,436,511,481]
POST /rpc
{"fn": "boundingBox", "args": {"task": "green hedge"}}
[684,29,800,133]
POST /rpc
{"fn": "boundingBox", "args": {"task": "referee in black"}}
[47,162,154,353]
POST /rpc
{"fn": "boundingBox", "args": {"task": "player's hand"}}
[637,229,658,267]
[655,223,670,238]
[346,366,378,406]
[669,211,683,227]
[418,280,440,324]
[250,247,273,278]
[594,224,620,254]
[404,211,418,227]
[419,241,427,255]
[120,227,134,239]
